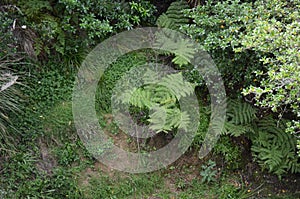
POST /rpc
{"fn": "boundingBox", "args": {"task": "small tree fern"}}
[113,70,195,133]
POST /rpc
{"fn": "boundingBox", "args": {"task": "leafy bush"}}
[15,0,156,68]
[182,0,263,93]
[182,0,300,154]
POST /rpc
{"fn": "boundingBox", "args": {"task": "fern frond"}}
[148,106,167,133]
[178,111,191,131]
[154,30,197,67]
[158,72,194,99]
[130,87,156,108]
[155,1,195,67]
[222,122,255,137]
[219,99,256,137]
[251,117,300,178]
[227,99,257,125]
[156,1,190,30]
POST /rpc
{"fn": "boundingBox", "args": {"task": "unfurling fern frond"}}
[156,1,190,30]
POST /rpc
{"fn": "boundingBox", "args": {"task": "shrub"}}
[16,0,156,68]
[182,0,300,155]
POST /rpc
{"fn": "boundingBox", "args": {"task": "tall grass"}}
[0,65,21,152]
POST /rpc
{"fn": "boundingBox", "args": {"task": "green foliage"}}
[216,99,300,177]
[238,0,300,151]
[1,154,82,198]
[0,69,21,151]
[114,70,195,133]
[214,136,241,170]
[55,142,80,167]
[183,0,300,151]
[16,0,156,68]
[182,0,263,93]
[191,103,210,147]
[42,101,73,133]
[156,1,189,30]
[181,0,299,176]
[251,117,300,178]
[286,121,300,156]
[0,5,20,58]
[170,176,256,199]
[83,174,164,199]
[1,1,299,198]
[200,160,217,183]
[221,99,257,137]
[24,69,74,110]
[155,1,197,67]
[0,73,88,198]
[154,30,197,67]
[238,0,300,119]
[0,7,24,151]
[96,52,148,113]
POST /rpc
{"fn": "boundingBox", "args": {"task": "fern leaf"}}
[155,1,195,67]
[227,99,257,125]
[156,1,189,30]
[252,117,300,177]
[158,73,194,99]
[178,111,191,131]
[148,106,168,133]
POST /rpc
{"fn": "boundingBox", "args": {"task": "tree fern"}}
[113,70,195,134]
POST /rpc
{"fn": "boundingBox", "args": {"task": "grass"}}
[0,66,22,152]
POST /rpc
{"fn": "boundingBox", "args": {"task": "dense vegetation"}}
[0,0,299,198]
